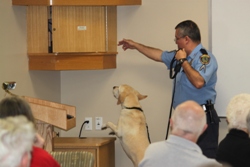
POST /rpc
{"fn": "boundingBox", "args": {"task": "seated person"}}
[139,100,221,167]
[0,95,44,148]
[0,96,60,167]
[216,93,250,167]
[0,116,35,167]
[247,108,250,135]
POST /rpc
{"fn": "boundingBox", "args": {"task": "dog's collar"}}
[124,106,143,112]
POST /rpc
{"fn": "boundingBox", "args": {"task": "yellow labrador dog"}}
[102,84,150,167]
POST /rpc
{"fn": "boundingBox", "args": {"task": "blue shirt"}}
[161,44,217,108]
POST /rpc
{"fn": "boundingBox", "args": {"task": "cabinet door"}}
[52,6,106,53]
[27,6,49,53]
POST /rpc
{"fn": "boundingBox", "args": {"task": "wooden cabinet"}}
[53,137,116,167]
[26,5,117,70]
[12,0,141,6]
[12,0,141,70]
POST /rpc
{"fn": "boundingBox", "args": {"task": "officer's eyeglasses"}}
[174,36,185,42]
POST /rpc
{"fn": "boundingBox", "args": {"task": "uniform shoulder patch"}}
[200,54,210,65]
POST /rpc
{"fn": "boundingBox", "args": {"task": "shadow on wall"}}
[28,71,61,102]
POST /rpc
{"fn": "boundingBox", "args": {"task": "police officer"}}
[118,20,220,158]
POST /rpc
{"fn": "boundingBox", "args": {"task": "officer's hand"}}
[118,39,136,51]
[175,48,187,60]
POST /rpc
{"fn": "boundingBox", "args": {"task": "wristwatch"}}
[178,58,187,65]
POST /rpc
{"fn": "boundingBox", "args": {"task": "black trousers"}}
[197,108,220,158]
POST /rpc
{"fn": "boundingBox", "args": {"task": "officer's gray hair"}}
[175,20,201,43]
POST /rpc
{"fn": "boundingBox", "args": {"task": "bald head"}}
[171,101,207,141]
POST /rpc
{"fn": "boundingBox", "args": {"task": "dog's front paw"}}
[101,124,107,130]
[109,131,115,135]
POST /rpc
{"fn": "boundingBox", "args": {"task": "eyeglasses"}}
[174,36,185,42]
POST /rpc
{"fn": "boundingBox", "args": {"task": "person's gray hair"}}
[226,93,250,130]
[0,116,35,167]
[172,100,206,136]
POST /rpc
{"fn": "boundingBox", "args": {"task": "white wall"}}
[212,0,250,117]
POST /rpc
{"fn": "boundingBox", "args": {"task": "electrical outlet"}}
[85,117,92,130]
[95,117,103,130]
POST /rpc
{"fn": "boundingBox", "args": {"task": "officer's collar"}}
[188,43,203,60]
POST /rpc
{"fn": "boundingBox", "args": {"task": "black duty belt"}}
[201,103,215,123]
[201,104,214,111]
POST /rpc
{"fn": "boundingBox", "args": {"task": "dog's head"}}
[113,84,147,105]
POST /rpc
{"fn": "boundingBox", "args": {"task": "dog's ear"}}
[117,93,126,105]
[117,98,121,105]
[137,94,147,101]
